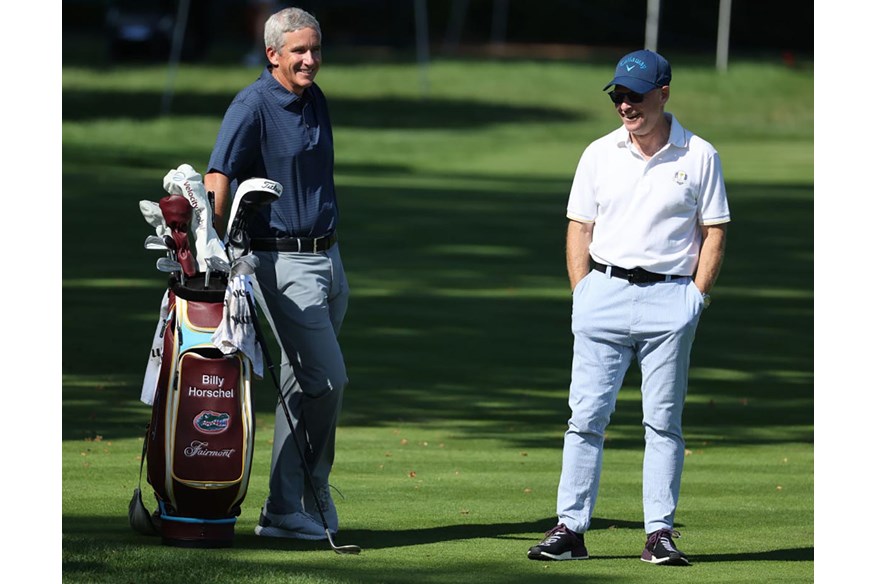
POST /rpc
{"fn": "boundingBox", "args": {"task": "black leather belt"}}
[591,260,685,284]
[250,233,337,253]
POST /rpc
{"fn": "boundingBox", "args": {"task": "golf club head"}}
[159,195,198,277]
[144,235,168,250]
[225,178,282,259]
[326,530,362,555]
[128,488,159,536]
[156,257,183,274]
[206,255,231,274]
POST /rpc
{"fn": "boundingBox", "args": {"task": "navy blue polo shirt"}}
[207,67,337,238]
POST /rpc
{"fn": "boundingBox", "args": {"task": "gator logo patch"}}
[193,410,231,434]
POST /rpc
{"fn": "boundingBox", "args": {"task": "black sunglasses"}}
[608,90,646,105]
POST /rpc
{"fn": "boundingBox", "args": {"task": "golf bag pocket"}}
[171,352,253,488]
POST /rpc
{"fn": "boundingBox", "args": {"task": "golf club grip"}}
[243,291,332,530]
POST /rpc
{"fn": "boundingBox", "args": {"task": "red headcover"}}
[159,195,197,277]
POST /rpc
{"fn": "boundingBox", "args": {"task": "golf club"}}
[243,290,361,555]
[159,195,198,277]
[163,235,178,261]
[204,255,230,289]
[144,235,169,251]
[206,255,231,273]
[224,178,282,261]
[156,256,185,286]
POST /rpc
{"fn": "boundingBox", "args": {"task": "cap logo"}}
[620,56,648,72]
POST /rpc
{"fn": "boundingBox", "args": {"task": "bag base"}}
[159,515,236,548]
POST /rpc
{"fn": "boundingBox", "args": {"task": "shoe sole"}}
[640,554,690,566]
[527,550,589,561]
[254,525,327,540]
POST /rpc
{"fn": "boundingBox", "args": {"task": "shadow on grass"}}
[62,88,584,129]
[692,547,814,563]
[62,164,813,450]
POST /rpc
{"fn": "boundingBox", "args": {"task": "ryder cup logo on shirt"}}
[674,171,688,185]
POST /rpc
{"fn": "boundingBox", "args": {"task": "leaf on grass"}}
[400,438,409,446]
[408,471,417,478]
[523,488,533,494]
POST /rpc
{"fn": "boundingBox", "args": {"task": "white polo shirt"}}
[567,113,731,276]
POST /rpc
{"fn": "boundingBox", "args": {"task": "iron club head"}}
[144,235,168,250]
[205,255,231,274]
[156,257,185,285]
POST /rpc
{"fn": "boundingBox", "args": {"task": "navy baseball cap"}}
[603,49,672,94]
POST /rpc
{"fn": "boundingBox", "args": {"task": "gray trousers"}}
[251,244,349,515]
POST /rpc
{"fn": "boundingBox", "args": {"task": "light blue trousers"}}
[251,244,349,515]
[557,268,705,534]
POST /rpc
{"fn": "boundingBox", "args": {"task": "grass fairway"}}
[62,51,813,583]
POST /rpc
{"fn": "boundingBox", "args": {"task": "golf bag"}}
[137,272,255,547]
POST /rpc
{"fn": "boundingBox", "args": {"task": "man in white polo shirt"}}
[527,49,730,566]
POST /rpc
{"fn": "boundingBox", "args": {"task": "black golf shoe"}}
[640,528,690,565]
[527,523,589,561]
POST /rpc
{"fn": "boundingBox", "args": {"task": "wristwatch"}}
[702,293,712,309]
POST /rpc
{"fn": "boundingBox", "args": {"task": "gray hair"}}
[264,7,322,52]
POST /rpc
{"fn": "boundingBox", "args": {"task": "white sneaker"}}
[304,484,338,534]
[254,506,327,540]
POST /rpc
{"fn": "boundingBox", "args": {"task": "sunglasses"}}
[608,90,646,105]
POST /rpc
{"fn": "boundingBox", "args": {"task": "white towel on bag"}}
[140,290,171,405]
[211,274,264,378]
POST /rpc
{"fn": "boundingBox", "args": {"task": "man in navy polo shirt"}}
[527,49,730,565]
[205,6,349,541]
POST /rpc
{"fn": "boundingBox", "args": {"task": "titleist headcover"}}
[225,178,282,260]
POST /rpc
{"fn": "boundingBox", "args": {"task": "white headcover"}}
[162,163,226,271]
[139,200,171,239]
[224,177,283,259]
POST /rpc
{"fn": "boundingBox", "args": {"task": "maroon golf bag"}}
[134,273,255,547]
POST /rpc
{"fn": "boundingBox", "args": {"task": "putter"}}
[243,290,361,555]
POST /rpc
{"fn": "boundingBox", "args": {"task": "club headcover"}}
[163,164,226,271]
[225,178,282,259]
[139,200,171,239]
[128,487,159,536]
[159,195,197,277]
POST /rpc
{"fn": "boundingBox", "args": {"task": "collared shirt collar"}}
[612,113,689,150]
[259,66,308,108]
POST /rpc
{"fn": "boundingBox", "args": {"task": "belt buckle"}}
[627,268,644,284]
